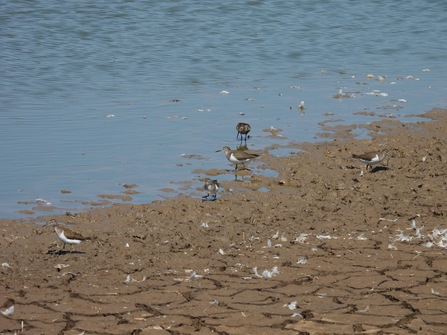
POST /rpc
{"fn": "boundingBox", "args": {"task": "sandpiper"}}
[216,146,259,171]
[202,178,220,201]
[352,150,389,171]
[48,219,90,253]
[236,123,251,141]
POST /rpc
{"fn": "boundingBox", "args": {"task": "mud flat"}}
[2,108,447,334]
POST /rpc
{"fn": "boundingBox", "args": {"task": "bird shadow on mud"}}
[47,249,86,256]
[371,166,389,173]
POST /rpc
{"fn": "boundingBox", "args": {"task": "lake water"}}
[1,0,446,218]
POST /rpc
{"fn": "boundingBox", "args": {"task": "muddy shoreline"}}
[2,108,447,334]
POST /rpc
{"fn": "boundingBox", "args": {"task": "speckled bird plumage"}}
[236,123,251,141]
[202,178,220,201]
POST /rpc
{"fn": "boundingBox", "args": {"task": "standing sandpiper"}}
[216,146,259,171]
[352,150,389,171]
[236,123,251,141]
[202,178,220,201]
[47,219,91,253]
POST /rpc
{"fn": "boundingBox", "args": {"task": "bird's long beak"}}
[215,149,222,152]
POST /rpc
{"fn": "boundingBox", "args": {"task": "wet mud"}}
[2,108,447,334]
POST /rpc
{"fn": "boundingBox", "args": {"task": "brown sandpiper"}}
[202,178,220,201]
[47,219,90,253]
[216,146,259,171]
[352,150,389,171]
[236,122,251,141]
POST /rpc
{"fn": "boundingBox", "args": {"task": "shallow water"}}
[1,0,446,218]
